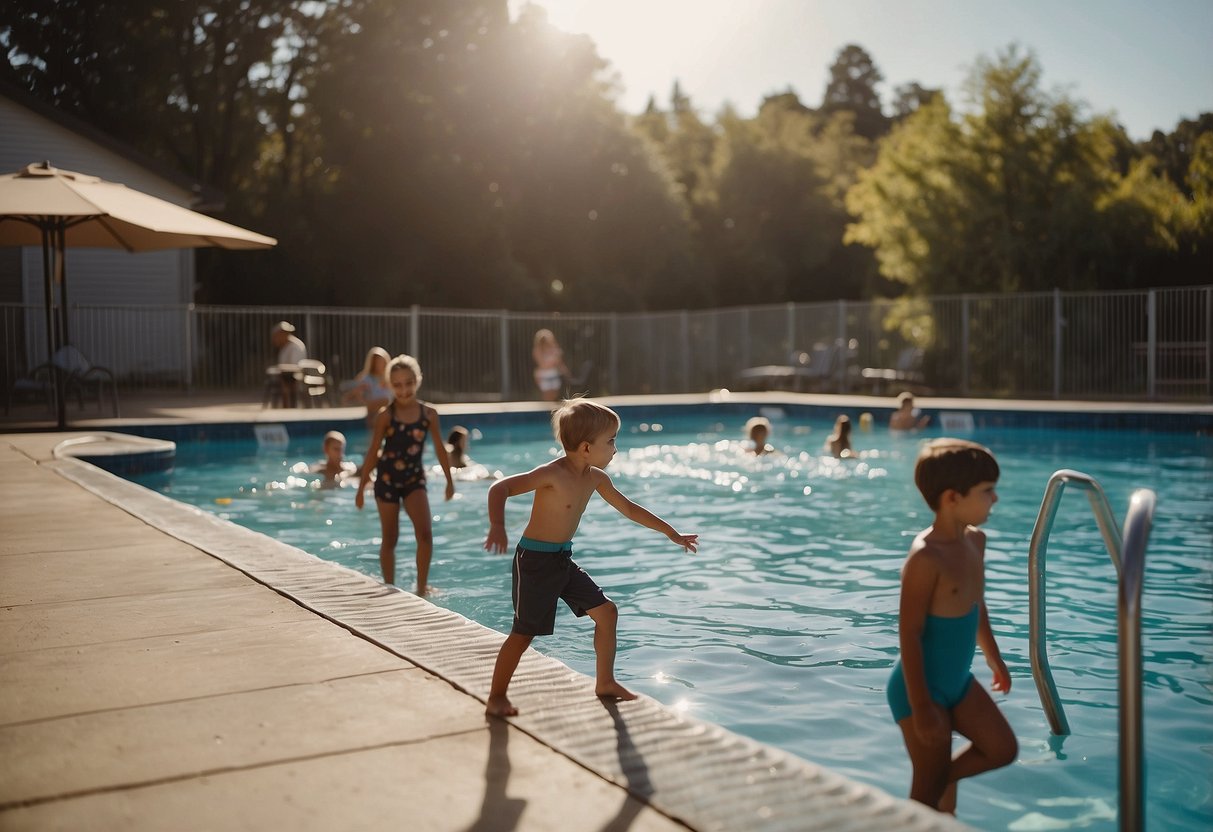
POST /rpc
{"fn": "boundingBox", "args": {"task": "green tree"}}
[846,46,1191,295]
[1140,113,1213,198]
[891,82,940,120]
[820,44,889,141]
[304,1,696,310]
[698,94,875,304]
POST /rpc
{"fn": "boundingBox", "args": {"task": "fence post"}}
[1053,288,1063,399]
[680,310,690,392]
[837,299,848,392]
[305,311,315,361]
[961,295,971,396]
[410,304,420,359]
[183,303,194,393]
[1206,287,1212,399]
[740,308,750,369]
[1146,290,1157,400]
[785,302,795,353]
[609,312,619,395]
[499,311,510,401]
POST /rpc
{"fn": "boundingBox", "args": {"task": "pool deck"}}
[2,391,1207,831]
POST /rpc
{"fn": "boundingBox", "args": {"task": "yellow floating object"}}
[214,497,233,505]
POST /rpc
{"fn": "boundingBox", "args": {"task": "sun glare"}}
[510,0,749,109]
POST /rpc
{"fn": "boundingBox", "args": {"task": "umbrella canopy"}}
[0,161,276,251]
[0,161,276,428]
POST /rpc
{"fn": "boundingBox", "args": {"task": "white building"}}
[0,82,212,381]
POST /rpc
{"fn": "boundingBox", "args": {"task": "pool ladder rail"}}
[1028,469,1155,832]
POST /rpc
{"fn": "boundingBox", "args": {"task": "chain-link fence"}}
[3,286,1210,404]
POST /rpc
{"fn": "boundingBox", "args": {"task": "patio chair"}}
[736,342,841,392]
[298,358,331,407]
[860,347,925,394]
[9,344,119,416]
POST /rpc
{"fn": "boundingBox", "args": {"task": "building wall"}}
[0,93,198,374]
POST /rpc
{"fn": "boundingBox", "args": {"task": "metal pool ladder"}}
[1028,469,1156,832]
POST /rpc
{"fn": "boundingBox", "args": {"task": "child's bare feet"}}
[596,680,637,701]
[485,694,518,717]
[938,781,958,814]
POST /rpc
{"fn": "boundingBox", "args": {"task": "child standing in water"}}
[744,415,772,455]
[356,355,455,593]
[887,438,1017,813]
[312,430,358,487]
[825,414,854,458]
[483,399,698,717]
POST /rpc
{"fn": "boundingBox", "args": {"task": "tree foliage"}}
[2,7,1209,310]
[845,47,1210,296]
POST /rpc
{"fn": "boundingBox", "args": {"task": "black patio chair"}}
[9,344,119,416]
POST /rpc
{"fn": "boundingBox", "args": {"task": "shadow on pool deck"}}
[0,418,970,832]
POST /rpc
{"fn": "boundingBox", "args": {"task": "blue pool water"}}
[130,408,1213,831]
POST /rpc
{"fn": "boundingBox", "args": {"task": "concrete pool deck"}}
[0,398,977,832]
[2,392,1208,830]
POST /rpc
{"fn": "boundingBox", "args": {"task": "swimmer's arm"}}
[977,600,1011,693]
[340,379,364,405]
[484,466,552,553]
[355,410,390,507]
[594,471,698,552]
[426,407,455,501]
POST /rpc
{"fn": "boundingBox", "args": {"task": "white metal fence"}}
[3,286,1210,403]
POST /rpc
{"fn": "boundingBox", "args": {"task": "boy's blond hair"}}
[387,353,423,383]
[914,438,1000,511]
[552,399,620,452]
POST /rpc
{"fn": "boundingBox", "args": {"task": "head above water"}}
[322,430,346,460]
[744,415,771,442]
[552,398,620,452]
[914,438,1000,511]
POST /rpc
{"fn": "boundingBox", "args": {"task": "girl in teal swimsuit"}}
[356,354,454,593]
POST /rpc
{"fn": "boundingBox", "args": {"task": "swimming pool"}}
[130,405,1213,831]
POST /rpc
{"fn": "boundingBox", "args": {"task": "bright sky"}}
[509,0,1213,140]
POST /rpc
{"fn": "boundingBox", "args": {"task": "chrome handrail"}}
[1027,468,1154,832]
[1118,489,1154,832]
[1028,470,1123,735]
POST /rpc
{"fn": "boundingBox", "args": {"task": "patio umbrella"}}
[0,160,277,427]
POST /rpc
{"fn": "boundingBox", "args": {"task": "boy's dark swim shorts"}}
[511,537,610,636]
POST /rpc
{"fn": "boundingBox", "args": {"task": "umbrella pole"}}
[39,226,65,428]
[54,224,69,429]
[56,224,70,351]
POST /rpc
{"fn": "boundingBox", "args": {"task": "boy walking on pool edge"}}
[483,399,698,717]
[887,438,1018,813]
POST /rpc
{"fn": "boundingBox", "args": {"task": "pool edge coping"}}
[45,451,971,832]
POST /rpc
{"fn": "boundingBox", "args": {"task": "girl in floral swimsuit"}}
[356,354,455,593]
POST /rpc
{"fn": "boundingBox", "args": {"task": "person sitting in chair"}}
[269,321,307,407]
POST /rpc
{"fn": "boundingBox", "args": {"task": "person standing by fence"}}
[532,329,569,402]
